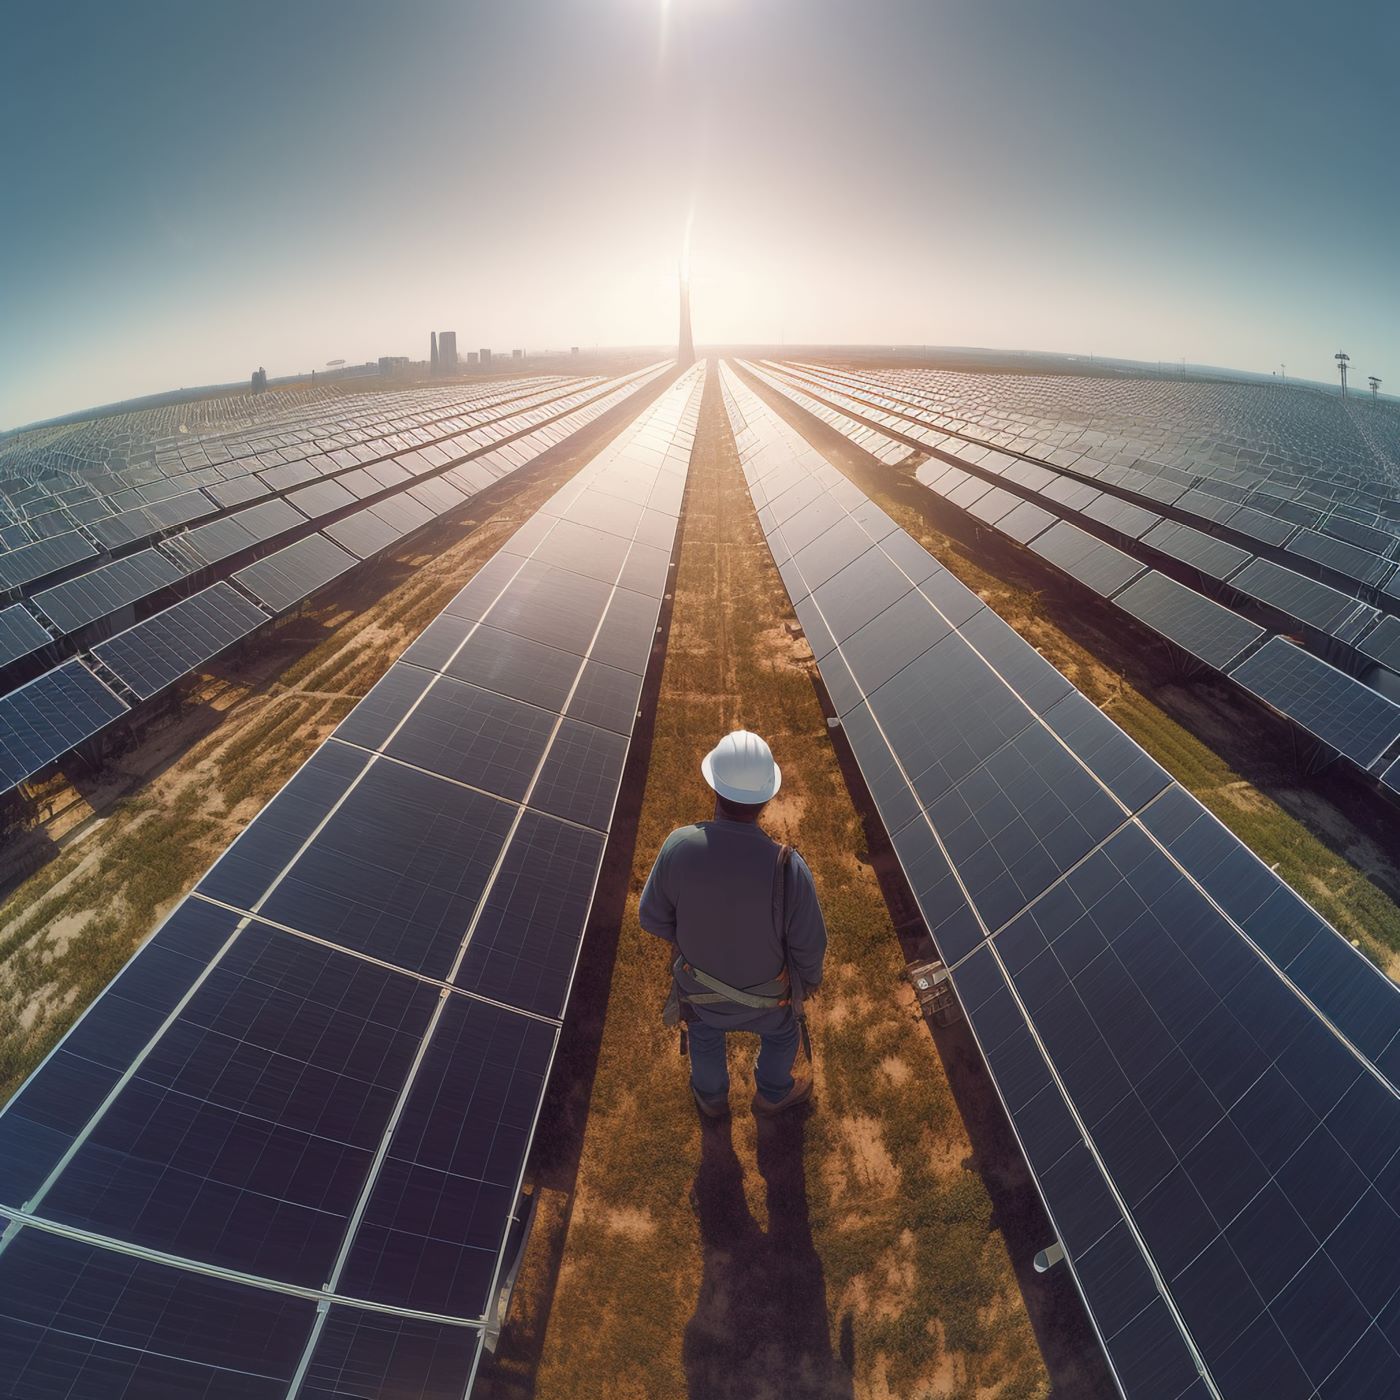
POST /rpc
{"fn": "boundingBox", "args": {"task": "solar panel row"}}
[0,366,673,798]
[779,358,1400,573]
[722,360,1400,1400]
[778,360,1397,627]
[1,371,639,647]
[757,360,1400,788]
[0,364,705,1400]
[0,373,583,540]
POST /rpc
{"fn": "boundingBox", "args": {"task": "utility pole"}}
[1370,375,1382,405]
[1336,351,1350,397]
[1281,363,1286,383]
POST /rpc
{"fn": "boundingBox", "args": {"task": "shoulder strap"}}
[772,844,805,1019]
[771,843,792,940]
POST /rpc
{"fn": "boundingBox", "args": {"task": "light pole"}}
[1336,351,1350,397]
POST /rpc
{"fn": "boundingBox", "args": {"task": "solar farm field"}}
[1,359,1398,1400]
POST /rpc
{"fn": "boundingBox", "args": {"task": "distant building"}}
[571,346,580,356]
[439,332,458,371]
[467,351,479,366]
[430,331,439,374]
[379,355,410,375]
[250,367,268,392]
[512,348,523,360]
[479,348,492,368]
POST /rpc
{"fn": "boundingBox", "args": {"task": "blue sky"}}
[3,0,1396,426]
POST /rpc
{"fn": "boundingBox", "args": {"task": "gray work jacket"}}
[639,818,828,1030]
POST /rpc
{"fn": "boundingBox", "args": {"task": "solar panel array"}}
[0,365,673,799]
[0,369,644,646]
[0,364,704,1399]
[721,361,1400,1400]
[773,358,1400,605]
[751,360,1400,790]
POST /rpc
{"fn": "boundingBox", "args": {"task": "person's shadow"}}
[682,1108,855,1399]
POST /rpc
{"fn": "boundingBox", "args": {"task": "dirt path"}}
[0,389,667,1101]
[521,373,1049,1400]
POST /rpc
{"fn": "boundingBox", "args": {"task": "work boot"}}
[692,1083,730,1119]
[752,1075,813,1117]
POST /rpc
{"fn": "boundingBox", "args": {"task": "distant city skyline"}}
[4,0,1396,427]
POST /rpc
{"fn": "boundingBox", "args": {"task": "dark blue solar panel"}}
[380,676,559,799]
[0,900,242,1204]
[1029,520,1146,597]
[39,918,438,1282]
[0,368,699,1391]
[339,996,557,1317]
[1113,570,1266,670]
[298,1307,483,1400]
[32,547,188,634]
[0,604,51,669]
[247,753,518,979]
[1228,637,1400,767]
[0,530,97,590]
[233,533,357,613]
[0,659,129,792]
[91,582,268,700]
[0,1224,314,1400]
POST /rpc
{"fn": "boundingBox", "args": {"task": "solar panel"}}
[370,492,435,537]
[205,474,271,509]
[1229,556,1368,635]
[723,360,1400,1400]
[1285,527,1395,587]
[0,604,52,669]
[993,498,1057,544]
[1081,493,1162,539]
[1358,615,1400,674]
[91,583,269,700]
[1139,520,1252,581]
[0,531,98,592]
[1227,637,1400,767]
[1029,520,1146,596]
[287,478,358,520]
[1113,571,1266,670]
[323,506,403,559]
[233,533,357,613]
[408,476,467,516]
[0,365,702,1393]
[0,1215,318,1398]
[0,658,129,792]
[31,547,189,634]
[168,495,309,569]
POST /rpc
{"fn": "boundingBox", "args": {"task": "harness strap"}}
[673,954,790,1009]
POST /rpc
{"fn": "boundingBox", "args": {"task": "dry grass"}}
[0,417,651,1102]
[532,377,1048,1400]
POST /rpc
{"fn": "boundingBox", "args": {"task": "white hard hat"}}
[701,729,781,804]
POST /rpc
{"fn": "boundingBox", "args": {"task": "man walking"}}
[640,730,828,1118]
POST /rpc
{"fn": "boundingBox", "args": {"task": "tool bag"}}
[662,843,812,1062]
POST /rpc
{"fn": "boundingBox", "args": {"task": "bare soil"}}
[503,372,1051,1400]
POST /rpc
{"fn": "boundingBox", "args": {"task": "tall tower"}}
[1370,376,1382,405]
[431,331,439,374]
[1336,350,1350,397]
[678,266,694,366]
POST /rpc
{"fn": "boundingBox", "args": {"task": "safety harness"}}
[662,843,813,1063]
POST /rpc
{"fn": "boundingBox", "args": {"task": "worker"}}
[640,730,828,1118]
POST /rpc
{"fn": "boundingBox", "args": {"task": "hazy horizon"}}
[6,0,1397,427]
